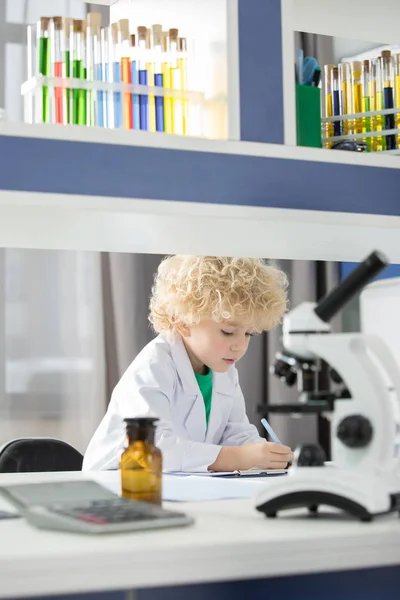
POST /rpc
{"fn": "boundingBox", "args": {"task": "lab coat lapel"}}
[169,334,207,442]
[205,371,235,443]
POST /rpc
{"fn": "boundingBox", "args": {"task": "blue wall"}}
[340,262,400,282]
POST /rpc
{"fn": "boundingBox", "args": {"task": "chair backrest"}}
[0,438,83,473]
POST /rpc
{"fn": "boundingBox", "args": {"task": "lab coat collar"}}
[169,333,235,396]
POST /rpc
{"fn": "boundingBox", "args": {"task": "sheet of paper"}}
[89,470,284,503]
[162,474,271,502]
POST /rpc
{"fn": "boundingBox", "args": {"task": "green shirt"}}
[194,368,213,427]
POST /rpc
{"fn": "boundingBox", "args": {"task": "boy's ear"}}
[176,322,190,337]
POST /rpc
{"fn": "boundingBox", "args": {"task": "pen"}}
[261,417,281,443]
[302,56,318,86]
[261,418,292,465]
[296,49,304,86]
[311,66,321,87]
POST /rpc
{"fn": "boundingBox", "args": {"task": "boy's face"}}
[179,319,255,374]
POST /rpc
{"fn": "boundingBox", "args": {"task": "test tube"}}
[395,54,400,149]
[86,12,101,127]
[338,63,352,137]
[331,66,341,137]
[37,17,51,123]
[82,20,88,126]
[130,34,140,130]
[146,28,156,132]
[118,19,133,130]
[137,25,149,131]
[100,27,109,127]
[64,18,73,124]
[162,31,173,134]
[71,19,86,125]
[323,64,334,146]
[371,58,385,152]
[361,60,371,151]
[169,28,182,135]
[179,37,189,136]
[152,24,164,132]
[106,25,115,129]
[49,17,63,125]
[111,22,122,128]
[381,50,396,150]
[350,61,363,140]
[26,23,36,124]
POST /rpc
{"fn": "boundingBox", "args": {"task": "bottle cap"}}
[124,417,159,426]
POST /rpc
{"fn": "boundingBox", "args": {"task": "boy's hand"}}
[209,442,293,472]
[243,442,293,470]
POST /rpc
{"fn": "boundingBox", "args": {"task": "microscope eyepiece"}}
[314,250,388,323]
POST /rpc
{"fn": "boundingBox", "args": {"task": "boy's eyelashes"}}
[221,330,254,337]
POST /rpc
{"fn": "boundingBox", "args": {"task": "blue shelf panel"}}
[238,0,284,144]
[1,135,400,216]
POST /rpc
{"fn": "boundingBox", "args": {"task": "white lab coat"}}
[82,333,264,472]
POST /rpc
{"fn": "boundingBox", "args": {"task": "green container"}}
[296,84,322,148]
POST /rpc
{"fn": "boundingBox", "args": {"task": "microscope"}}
[255,251,400,522]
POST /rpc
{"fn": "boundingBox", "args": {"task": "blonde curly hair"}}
[149,255,288,334]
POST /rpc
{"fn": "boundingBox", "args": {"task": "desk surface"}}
[0,471,399,599]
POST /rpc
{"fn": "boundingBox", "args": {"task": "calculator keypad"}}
[49,499,174,524]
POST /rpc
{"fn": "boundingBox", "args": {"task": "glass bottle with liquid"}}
[120,417,162,505]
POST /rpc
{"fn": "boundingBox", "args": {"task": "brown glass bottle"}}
[120,417,162,505]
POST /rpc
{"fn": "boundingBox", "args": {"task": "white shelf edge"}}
[1,122,400,170]
[226,0,241,141]
[80,0,116,5]
[281,0,296,146]
[0,191,399,262]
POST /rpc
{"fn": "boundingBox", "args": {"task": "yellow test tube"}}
[179,37,189,136]
[395,54,400,148]
[350,61,363,139]
[371,58,385,152]
[361,60,372,151]
[169,27,183,135]
[324,64,334,147]
[161,31,173,134]
[338,63,352,137]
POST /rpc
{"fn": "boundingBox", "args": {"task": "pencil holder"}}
[296,84,322,148]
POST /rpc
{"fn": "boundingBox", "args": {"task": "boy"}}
[83,255,293,472]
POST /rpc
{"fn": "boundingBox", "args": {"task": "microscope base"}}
[254,467,400,522]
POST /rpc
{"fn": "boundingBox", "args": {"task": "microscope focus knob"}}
[294,443,326,467]
[337,415,373,448]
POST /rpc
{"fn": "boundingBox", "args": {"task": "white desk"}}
[0,471,399,599]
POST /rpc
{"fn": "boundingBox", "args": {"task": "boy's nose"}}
[230,340,245,353]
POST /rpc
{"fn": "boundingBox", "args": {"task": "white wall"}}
[332,37,381,63]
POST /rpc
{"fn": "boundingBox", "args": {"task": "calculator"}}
[0,480,194,534]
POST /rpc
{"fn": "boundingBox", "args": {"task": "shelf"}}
[1,122,400,261]
[291,0,400,45]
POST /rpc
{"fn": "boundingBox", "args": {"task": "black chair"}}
[0,438,83,473]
